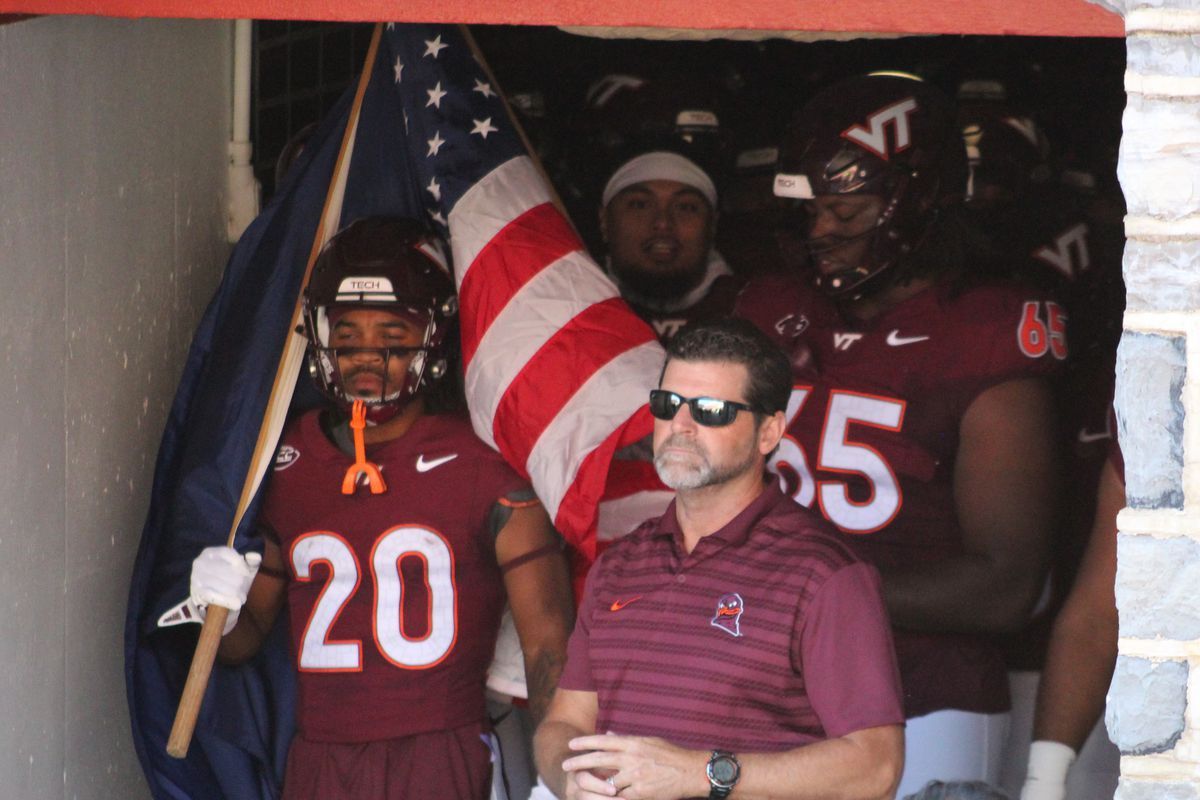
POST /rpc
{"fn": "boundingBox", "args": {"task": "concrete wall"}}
[0,16,231,799]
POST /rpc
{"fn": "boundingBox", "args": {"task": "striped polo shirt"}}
[560,483,904,752]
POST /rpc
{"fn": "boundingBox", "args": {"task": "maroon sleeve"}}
[796,562,905,739]
[557,558,603,692]
[991,294,1063,374]
[936,286,1060,419]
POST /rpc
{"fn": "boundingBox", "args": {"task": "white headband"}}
[601,151,717,209]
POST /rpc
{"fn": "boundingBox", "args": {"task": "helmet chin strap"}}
[360,398,406,425]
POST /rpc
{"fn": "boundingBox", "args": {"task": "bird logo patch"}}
[710,592,744,638]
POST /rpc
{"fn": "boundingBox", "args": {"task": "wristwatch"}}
[706,750,740,799]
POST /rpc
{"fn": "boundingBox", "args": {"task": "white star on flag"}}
[430,209,447,226]
[471,117,499,139]
[472,79,497,99]
[426,177,442,201]
[386,22,395,29]
[393,57,404,83]
[427,131,446,157]
[423,35,449,58]
[426,81,448,109]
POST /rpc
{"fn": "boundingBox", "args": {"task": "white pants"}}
[998,671,1120,800]
[897,709,1010,799]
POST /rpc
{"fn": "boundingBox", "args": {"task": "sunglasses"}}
[648,389,760,428]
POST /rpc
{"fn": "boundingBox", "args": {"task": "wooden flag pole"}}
[165,22,385,760]
[458,24,576,231]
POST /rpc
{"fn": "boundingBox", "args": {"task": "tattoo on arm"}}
[526,648,566,728]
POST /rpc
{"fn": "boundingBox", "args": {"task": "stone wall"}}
[1102,0,1200,795]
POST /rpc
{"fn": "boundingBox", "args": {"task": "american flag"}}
[380,24,670,554]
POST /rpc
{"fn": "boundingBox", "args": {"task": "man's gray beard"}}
[654,440,758,491]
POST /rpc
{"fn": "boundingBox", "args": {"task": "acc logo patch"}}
[710,592,745,638]
[274,445,300,471]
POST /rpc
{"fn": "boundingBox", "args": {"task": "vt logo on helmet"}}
[773,72,966,299]
[842,97,919,161]
[302,216,458,425]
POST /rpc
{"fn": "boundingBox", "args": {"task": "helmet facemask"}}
[307,303,453,424]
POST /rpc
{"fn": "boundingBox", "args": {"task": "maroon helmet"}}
[773,72,966,297]
[303,217,457,418]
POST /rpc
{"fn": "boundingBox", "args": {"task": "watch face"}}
[710,756,738,785]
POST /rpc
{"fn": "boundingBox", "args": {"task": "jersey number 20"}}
[770,387,906,534]
[290,526,457,671]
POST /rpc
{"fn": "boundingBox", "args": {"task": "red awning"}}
[0,0,1122,37]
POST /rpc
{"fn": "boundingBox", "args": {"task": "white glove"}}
[188,546,262,635]
[1019,740,1076,800]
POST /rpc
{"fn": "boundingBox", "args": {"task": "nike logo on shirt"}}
[609,596,643,612]
[415,453,458,472]
[886,330,931,347]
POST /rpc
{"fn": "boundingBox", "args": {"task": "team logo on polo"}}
[710,593,744,638]
[274,445,300,471]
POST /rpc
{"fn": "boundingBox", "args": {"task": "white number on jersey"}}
[769,386,906,534]
[291,526,458,672]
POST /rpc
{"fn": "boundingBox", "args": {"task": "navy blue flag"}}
[125,22,660,799]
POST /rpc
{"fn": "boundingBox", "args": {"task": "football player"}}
[599,150,743,343]
[956,98,1124,799]
[184,216,574,800]
[737,72,1062,796]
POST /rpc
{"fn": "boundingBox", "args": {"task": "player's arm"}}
[495,499,575,727]
[881,376,1058,633]
[1021,458,1123,800]
[560,725,903,800]
[209,536,288,664]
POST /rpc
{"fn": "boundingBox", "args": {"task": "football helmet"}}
[773,72,966,297]
[302,216,457,420]
[959,103,1052,209]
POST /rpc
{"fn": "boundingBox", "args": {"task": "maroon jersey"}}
[260,411,526,742]
[619,255,744,343]
[737,275,1064,718]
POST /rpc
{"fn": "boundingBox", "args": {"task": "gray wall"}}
[0,16,232,799]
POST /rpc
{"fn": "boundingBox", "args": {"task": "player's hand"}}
[189,546,262,635]
[1019,740,1075,800]
[563,733,706,800]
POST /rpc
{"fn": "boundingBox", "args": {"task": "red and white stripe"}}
[449,155,669,555]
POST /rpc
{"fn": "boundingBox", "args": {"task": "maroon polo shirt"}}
[560,483,904,752]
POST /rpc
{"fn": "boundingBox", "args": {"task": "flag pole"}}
[457,24,575,229]
[165,22,385,760]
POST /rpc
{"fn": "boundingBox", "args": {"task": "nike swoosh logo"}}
[609,596,643,612]
[416,453,458,473]
[886,330,930,347]
[1077,427,1112,444]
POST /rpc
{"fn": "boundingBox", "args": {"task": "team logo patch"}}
[274,445,300,471]
[710,592,744,638]
[774,313,810,340]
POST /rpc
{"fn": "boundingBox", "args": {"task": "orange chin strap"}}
[342,399,388,495]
